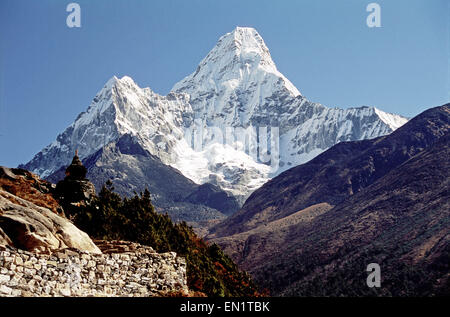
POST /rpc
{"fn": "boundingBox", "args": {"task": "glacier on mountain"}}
[22,27,408,203]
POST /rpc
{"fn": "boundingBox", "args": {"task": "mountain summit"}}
[22,27,408,208]
[172,27,300,126]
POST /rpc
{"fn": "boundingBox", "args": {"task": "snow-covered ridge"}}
[374,107,409,130]
[172,27,301,127]
[22,75,192,178]
[22,26,408,202]
[173,27,299,95]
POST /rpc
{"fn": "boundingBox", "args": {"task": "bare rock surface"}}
[0,189,101,254]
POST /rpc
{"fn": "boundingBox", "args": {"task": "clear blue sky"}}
[0,0,448,167]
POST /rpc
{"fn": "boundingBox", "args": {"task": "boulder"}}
[0,189,101,254]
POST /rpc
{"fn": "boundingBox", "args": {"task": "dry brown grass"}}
[0,177,61,214]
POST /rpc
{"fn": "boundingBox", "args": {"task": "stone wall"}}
[0,241,188,297]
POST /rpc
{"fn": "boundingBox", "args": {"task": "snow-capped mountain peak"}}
[172,27,300,127]
[207,26,275,71]
[23,75,192,178]
[22,26,408,204]
[374,107,409,131]
[173,27,276,88]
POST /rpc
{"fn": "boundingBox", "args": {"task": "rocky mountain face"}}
[46,134,237,227]
[21,27,407,216]
[208,104,450,296]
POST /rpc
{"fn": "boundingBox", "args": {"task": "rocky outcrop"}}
[0,241,188,297]
[0,189,101,254]
[0,167,190,297]
[0,166,100,254]
[0,166,61,215]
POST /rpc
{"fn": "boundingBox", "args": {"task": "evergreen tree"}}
[71,182,263,297]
